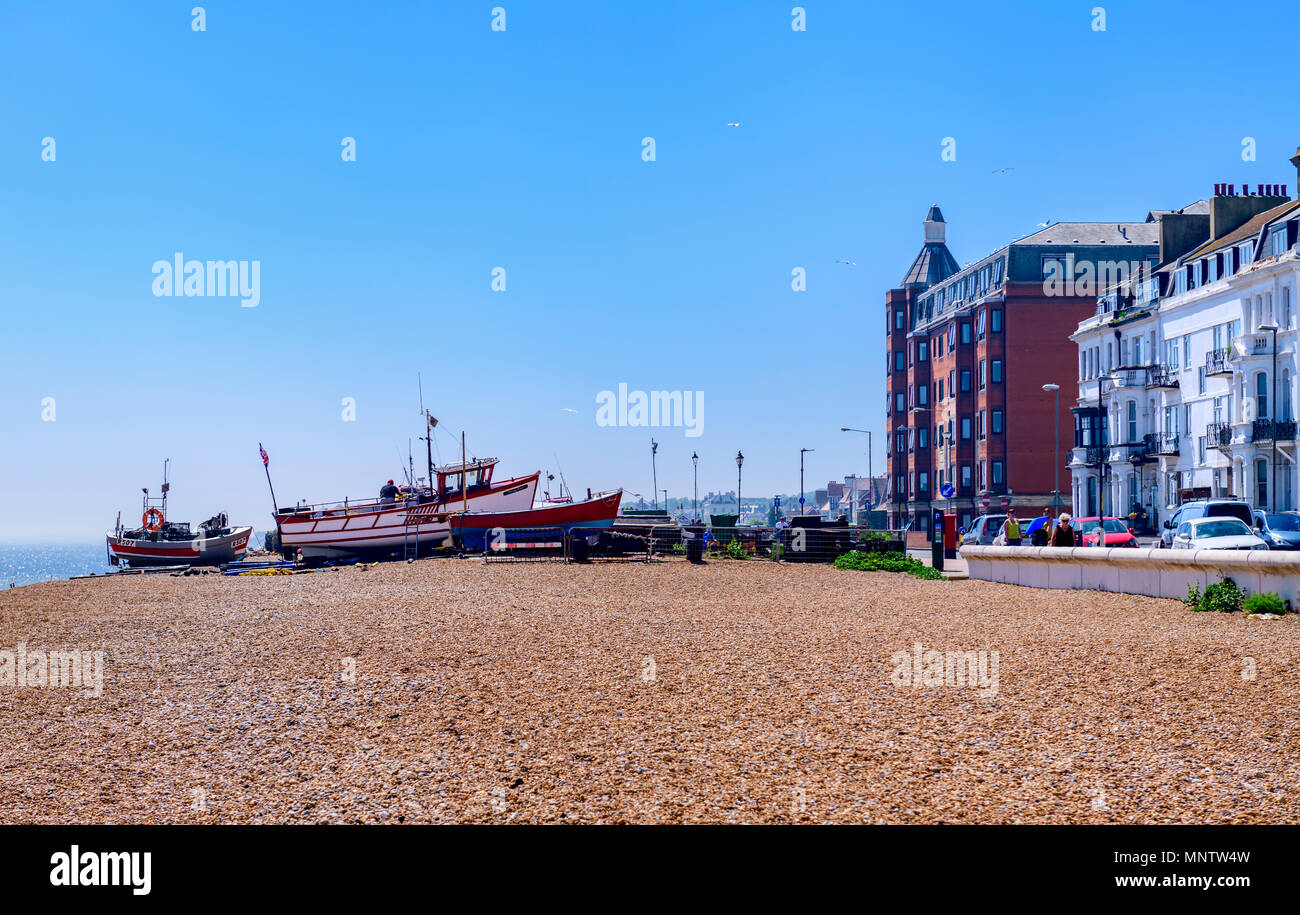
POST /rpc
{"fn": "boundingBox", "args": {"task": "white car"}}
[1169,517,1269,551]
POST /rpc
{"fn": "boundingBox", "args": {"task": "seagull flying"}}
[561,407,579,414]
[835,259,857,267]
[1036,220,1051,228]
[991,167,1015,174]
[726,122,741,128]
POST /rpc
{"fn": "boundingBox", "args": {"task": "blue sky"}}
[1,0,1296,540]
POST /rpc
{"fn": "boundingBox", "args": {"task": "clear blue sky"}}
[1,0,1295,540]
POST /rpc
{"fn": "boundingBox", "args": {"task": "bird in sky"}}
[992,166,1015,174]
[835,258,856,267]
[1036,220,1051,228]
[561,407,578,414]
[725,122,741,127]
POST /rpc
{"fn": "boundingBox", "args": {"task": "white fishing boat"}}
[273,457,538,560]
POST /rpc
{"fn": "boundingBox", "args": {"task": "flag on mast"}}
[260,445,269,466]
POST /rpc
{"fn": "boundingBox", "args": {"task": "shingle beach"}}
[2,560,1297,824]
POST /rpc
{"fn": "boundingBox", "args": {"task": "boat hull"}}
[453,491,623,551]
[107,526,253,567]
[276,472,539,559]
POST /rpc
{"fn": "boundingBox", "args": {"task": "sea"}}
[1,535,270,588]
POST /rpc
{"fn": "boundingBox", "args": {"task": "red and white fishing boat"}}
[451,489,623,551]
[107,461,252,567]
[274,457,539,560]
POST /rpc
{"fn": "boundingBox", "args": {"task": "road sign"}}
[940,483,955,499]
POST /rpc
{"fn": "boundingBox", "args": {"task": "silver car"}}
[960,514,1006,546]
[1170,517,1269,551]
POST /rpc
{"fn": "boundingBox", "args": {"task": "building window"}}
[961,323,971,344]
[948,325,956,349]
[1257,372,1268,419]
[1206,256,1218,283]
[977,310,986,339]
[1257,459,1268,506]
[992,410,1003,434]
[919,385,928,406]
[1163,339,1179,370]
[1127,401,1137,443]
[1272,227,1289,257]
[895,392,904,412]
[919,428,929,448]
[979,360,986,389]
[991,309,1002,333]
[1191,261,1202,288]
[979,460,987,489]
[949,370,955,394]
[961,370,971,392]
[1240,242,1254,267]
[1198,367,1207,395]
[1284,285,1293,329]
[919,341,928,361]
[978,411,985,439]
[1174,270,1188,295]
[919,472,929,493]
[1198,436,1207,464]
[992,360,1002,383]
[1284,369,1293,421]
[992,259,1004,285]
[961,417,971,440]
[992,461,1003,485]
[895,351,904,371]
[961,465,972,489]
[1182,334,1191,370]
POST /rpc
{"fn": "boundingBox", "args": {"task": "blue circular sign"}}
[940,483,956,499]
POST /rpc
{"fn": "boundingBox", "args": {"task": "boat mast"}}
[419,374,434,489]
[461,432,468,514]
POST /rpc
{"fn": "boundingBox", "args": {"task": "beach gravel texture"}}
[2,560,1297,824]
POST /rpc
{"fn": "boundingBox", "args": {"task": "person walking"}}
[1050,513,1076,547]
[1001,510,1022,546]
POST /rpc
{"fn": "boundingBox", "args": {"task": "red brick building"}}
[885,207,1158,533]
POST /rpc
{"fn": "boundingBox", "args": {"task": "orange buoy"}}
[143,508,165,531]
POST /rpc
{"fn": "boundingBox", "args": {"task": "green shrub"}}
[1183,582,1203,610]
[833,550,944,581]
[1243,591,1286,615]
[1199,578,1245,614]
[723,538,748,560]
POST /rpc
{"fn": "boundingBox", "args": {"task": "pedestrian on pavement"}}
[1050,513,1076,547]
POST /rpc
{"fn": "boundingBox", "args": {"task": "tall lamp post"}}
[735,451,744,522]
[650,438,659,509]
[1041,384,1061,512]
[691,451,699,523]
[1260,321,1280,511]
[1097,374,1115,518]
[840,427,873,526]
[799,448,814,516]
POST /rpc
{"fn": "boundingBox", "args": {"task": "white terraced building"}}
[1068,150,1300,525]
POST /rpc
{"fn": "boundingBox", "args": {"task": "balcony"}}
[1145,365,1180,389]
[1153,433,1180,456]
[1207,421,1233,451]
[1252,419,1298,442]
[1206,349,1233,376]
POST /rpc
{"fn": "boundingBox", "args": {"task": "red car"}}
[1070,516,1139,548]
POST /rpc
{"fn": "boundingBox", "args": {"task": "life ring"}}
[143,509,165,531]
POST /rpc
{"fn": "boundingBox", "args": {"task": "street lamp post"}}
[1041,384,1061,512]
[1261,321,1280,512]
[840,427,872,526]
[735,451,744,522]
[799,448,814,516]
[1097,374,1116,518]
[691,451,699,523]
[650,438,659,509]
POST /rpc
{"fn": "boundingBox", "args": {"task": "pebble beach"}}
[2,559,1298,824]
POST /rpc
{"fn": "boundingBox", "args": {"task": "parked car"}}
[1160,499,1254,548]
[1169,517,1269,551]
[960,514,1006,546]
[1070,516,1139,548]
[1252,510,1300,550]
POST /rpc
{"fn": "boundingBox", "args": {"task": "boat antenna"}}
[553,453,570,500]
[419,374,436,487]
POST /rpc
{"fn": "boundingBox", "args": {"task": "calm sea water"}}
[1,535,270,587]
[0,543,111,588]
